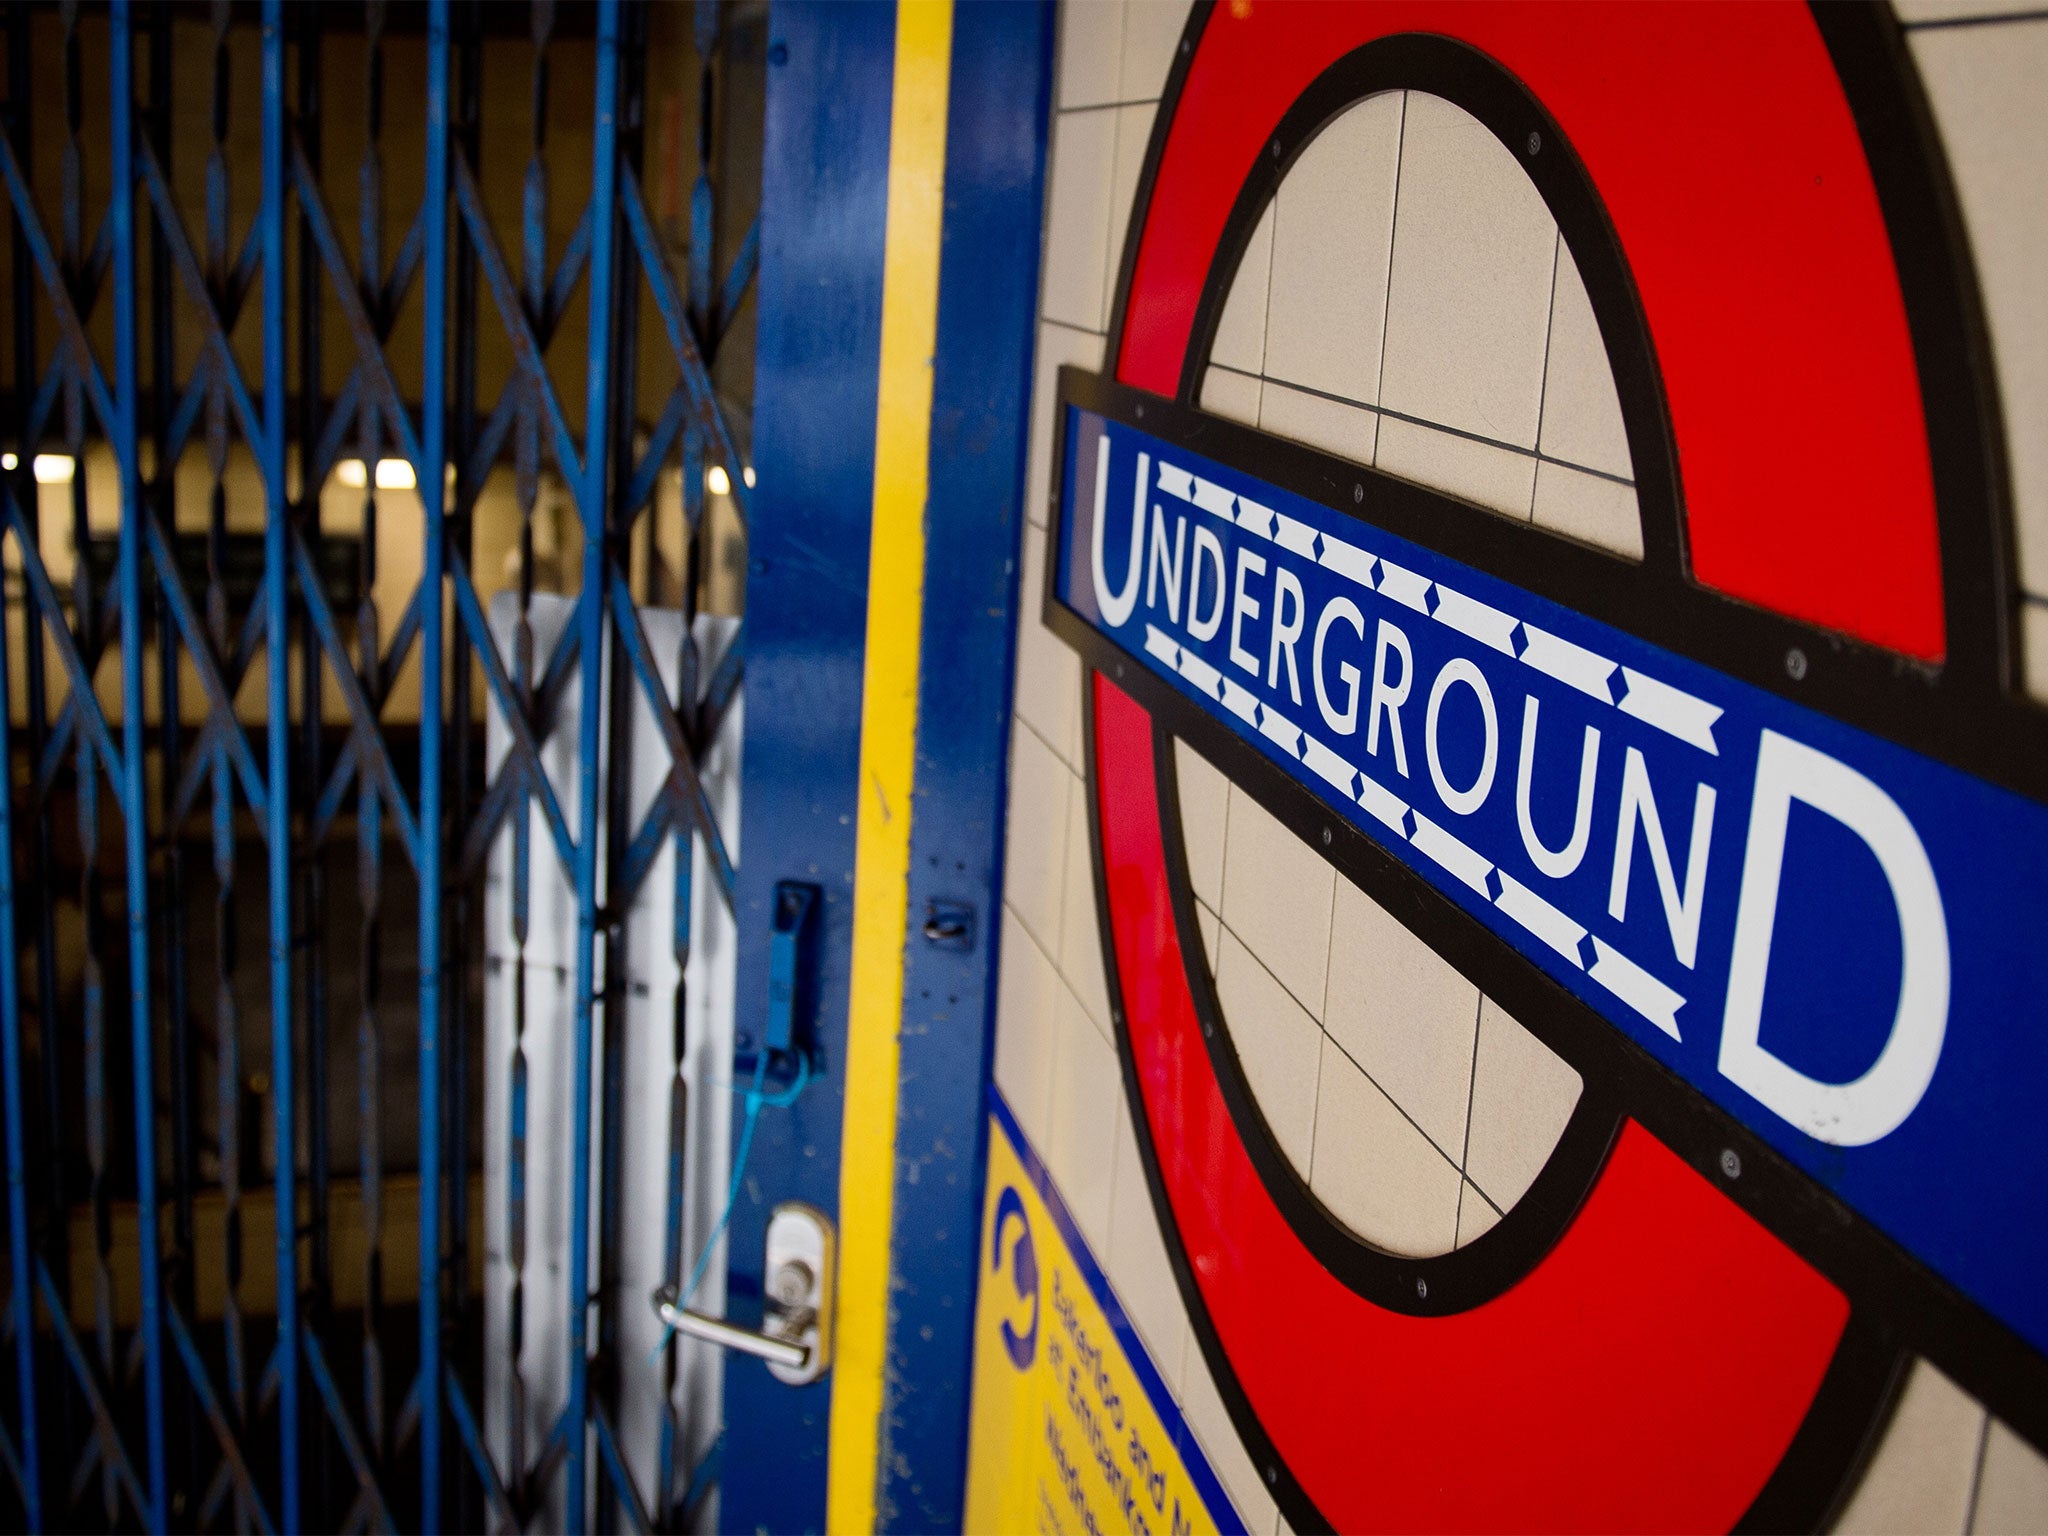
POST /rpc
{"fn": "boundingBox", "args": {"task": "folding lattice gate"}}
[0,1,759,1529]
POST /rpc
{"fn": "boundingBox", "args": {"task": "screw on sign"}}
[1040,5,2046,1533]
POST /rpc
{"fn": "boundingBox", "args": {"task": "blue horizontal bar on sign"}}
[1051,400,2048,1362]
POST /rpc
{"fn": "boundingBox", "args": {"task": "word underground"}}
[1052,402,2048,1359]
[1075,421,1943,1144]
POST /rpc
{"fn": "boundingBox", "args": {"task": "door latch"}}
[766,881,820,1058]
[652,1202,835,1385]
[920,898,975,950]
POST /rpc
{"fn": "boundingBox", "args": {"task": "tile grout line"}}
[1008,708,1077,956]
[997,889,1064,1141]
[1255,171,1276,405]
[1213,830,1326,1030]
[1454,991,1485,1241]
[1213,901,1467,1181]
[1335,1021,1463,1182]
[1012,697,1078,775]
[1305,1025,1323,1188]
[1208,361,1638,490]
[1214,777,1235,962]
[1198,781,1478,1191]
[1903,5,2048,28]
[1056,95,1166,115]
[1962,1405,1993,1535]
[1000,891,1060,980]
[1196,784,1528,1241]
[1527,228,1564,522]
[1062,767,1123,1049]
[1306,784,1343,1183]
[1040,314,1109,342]
[1096,86,1135,334]
[1368,90,1408,461]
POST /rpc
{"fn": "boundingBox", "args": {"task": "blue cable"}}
[653,1049,811,1357]
[681,1049,767,1308]
[757,1052,811,1111]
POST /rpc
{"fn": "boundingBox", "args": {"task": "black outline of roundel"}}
[1050,4,2047,1532]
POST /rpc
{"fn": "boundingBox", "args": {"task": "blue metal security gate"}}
[0,1,761,1529]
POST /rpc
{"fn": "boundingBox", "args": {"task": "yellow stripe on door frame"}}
[828,4,953,1532]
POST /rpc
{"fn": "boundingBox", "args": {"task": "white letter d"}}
[1717,730,1948,1147]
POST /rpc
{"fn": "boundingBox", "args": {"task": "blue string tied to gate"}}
[651,1046,812,1359]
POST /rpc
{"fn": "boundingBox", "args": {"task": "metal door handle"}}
[653,1287,810,1371]
[651,1202,835,1385]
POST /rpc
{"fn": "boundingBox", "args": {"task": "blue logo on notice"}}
[992,1185,1039,1370]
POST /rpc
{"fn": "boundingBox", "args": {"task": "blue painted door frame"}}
[724,3,1052,1530]
[722,4,895,1526]
[886,6,1056,1528]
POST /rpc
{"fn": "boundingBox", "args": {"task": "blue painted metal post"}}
[259,6,300,1528]
[724,9,901,1531]
[567,4,623,1528]
[884,6,1055,1524]
[108,9,168,1528]
[419,3,453,1526]
[723,8,897,1525]
[0,493,40,1529]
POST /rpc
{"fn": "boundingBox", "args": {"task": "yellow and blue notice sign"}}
[965,1092,1243,1536]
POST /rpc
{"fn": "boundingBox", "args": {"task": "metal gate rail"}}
[0,0,758,1529]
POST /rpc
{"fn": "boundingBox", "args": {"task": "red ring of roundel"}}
[1088,5,1941,1530]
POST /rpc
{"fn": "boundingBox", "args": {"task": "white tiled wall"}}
[992,4,2048,1530]
[1832,5,2048,1518]
[1198,93,1643,560]
[996,6,1292,1532]
[1836,1363,1986,1536]
[1264,95,1402,409]
[1379,93,1556,458]
[1903,7,2048,703]
[1178,741,1582,1256]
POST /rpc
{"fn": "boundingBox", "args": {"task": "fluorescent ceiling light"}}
[335,458,416,491]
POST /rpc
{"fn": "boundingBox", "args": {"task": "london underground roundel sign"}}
[1039,5,2048,1532]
